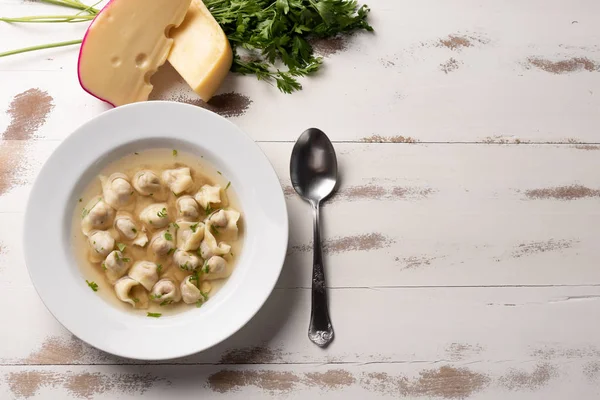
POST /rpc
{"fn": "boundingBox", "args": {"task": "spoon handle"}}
[308,202,334,347]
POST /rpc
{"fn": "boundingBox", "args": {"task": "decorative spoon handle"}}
[308,201,334,347]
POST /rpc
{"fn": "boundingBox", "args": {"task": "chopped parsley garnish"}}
[173,222,180,229]
[86,280,98,292]
[211,225,220,236]
[172,149,178,156]
[131,227,137,233]
[205,204,213,215]
[225,181,231,190]
[190,271,199,282]
[180,262,191,271]
[149,193,154,196]
[117,242,126,252]
[81,208,89,218]
[160,300,172,306]
[190,223,198,233]
[134,152,139,155]
[101,262,107,271]
[121,257,131,263]
[196,299,203,308]
[133,298,140,303]
[157,208,167,218]
[130,191,134,195]
[167,248,176,255]
[147,312,161,318]
[217,171,222,175]
[200,290,209,301]
[78,198,82,203]
[203,259,210,274]
[156,264,163,273]
[164,232,173,241]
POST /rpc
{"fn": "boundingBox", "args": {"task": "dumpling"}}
[162,168,193,195]
[100,173,134,209]
[81,197,115,236]
[176,220,205,251]
[114,277,141,307]
[113,211,148,246]
[173,249,200,271]
[150,225,177,257]
[176,195,200,220]
[208,209,240,241]
[180,275,201,304]
[199,223,231,259]
[128,261,159,290]
[203,255,231,280]
[139,203,170,228]
[150,279,181,305]
[180,275,212,305]
[194,184,221,211]
[88,230,115,263]
[103,250,131,283]
[132,170,162,196]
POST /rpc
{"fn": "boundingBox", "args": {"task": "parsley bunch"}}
[205,0,373,93]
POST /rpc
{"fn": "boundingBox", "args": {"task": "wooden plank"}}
[2,285,600,367]
[0,142,599,287]
[2,361,600,399]
[1,1,600,142]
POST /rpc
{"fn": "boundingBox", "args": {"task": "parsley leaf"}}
[160,300,173,306]
[167,248,176,255]
[133,297,140,303]
[173,149,178,156]
[203,259,210,274]
[157,208,167,218]
[211,225,220,236]
[164,232,173,241]
[200,290,209,301]
[173,222,180,229]
[203,0,372,93]
[156,264,163,274]
[86,280,98,292]
[196,299,203,308]
[78,198,82,203]
[147,312,162,318]
[131,227,137,233]
[117,242,126,252]
[225,181,231,190]
[190,223,199,233]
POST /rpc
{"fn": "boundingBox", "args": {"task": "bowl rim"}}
[23,101,289,360]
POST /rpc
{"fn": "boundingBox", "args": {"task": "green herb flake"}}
[117,242,126,252]
[211,225,220,236]
[205,204,213,215]
[131,227,137,233]
[167,248,176,255]
[173,222,180,229]
[190,223,198,233]
[101,263,107,271]
[122,257,131,263]
[172,149,178,156]
[196,299,203,308]
[134,152,139,155]
[133,298,140,303]
[81,208,89,219]
[164,232,173,241]
[147,312,162,318]
[157,208,168,218]
[200,290,209,301]
[225,181,231,190]
[160,300,172,306]
[78,198,82,203]
[156,264,163,273]
[203,259,210,274]
[86,280,98,292]
[217,171,222,175]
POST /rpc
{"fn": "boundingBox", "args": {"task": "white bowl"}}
[24,101,288,360]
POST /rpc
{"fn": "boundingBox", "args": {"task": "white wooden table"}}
[1,0,600,398]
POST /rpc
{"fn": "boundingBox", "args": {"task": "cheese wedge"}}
[78,0,192,106]
[168,0,233,101]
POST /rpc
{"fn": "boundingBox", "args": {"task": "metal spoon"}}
[290,128,337,347]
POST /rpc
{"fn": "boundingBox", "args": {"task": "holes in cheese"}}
[78,0,192,107]
[167,0,233,102]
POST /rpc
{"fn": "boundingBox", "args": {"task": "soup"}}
[72,149,243,317]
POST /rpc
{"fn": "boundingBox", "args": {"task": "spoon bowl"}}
[290,128,338,204]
